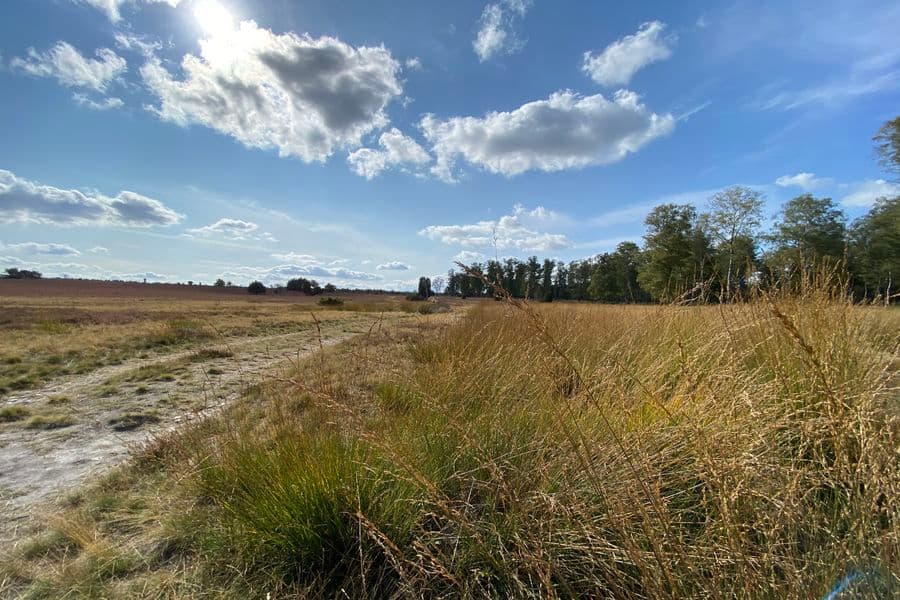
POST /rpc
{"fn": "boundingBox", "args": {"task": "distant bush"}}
[247,281,266,295]
[405,294,424,302]
[286,277,323,295]
[214,278,226,287]
[317,296,343,307]
[3,268,42,279]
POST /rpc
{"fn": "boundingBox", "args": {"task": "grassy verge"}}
[1,293,897,598]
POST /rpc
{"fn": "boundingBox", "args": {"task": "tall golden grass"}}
[3,283,898,598]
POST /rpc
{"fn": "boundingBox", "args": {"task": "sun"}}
[193,0,234,37]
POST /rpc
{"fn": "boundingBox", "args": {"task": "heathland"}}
[0,279,897,598]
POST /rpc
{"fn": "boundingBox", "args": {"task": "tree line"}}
[443,117,900,304]
[444,192,898,303]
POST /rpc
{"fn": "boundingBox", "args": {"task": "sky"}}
[1,0,898,289]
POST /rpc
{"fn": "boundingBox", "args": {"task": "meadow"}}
[0,282,441,560]
[0,283,897,598]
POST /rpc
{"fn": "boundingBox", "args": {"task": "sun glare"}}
[193,0,234,36]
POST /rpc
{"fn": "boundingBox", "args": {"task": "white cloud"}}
[759,71,900,111]
[10,42,126,92]
[421,90,674,181]
[775,172,832,191]
[270,252,320,264]
[141,22,403,163]
[107,271,169,281]
[841,179,900,207]
[347,128,431,179]
[473,0,531,62]
[187,218,275,241]
[90,246,110,254]
[1,242,80,256]
[72,93,124,110]
[74,0,182,23]
[376,261,411,271]
[419,205,571,252]
[114,32,164,57]
[0,169,182,227]
[582,21,675,86]
[404,57,423,71]
[223,263,382,285]
[454,250,485,262]
[514,203,564,223]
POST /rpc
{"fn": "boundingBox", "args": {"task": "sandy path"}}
[0,315,384,548]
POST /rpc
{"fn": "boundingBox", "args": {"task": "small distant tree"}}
[247,280,266,295]
[417,276,432,299]
[286,277,323,295]
[323,283,337,294]
[214,278,226,287]
[3,268,42,279]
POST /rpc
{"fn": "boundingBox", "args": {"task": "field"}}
[0,281,448,556]
[0,283,898,598]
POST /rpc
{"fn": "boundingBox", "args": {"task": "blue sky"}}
[1,0,898,289]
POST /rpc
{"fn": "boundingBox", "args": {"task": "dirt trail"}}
[0,315,382,549]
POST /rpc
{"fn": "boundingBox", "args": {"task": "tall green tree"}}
[767,194,847,274]
[541,258,554,301]
[701,186,764,299]
[849,197,900,301]
[589,242,645,302]
[638,204,710,302]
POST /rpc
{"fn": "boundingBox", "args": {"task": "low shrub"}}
[317,297,344,307]
[0,405,30,422]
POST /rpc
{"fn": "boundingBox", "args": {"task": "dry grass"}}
[1,289,897,598]
[0,292,434,397]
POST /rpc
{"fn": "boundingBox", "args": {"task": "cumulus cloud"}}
[582,21,675,86]
[75,0,182,23]
[419,205,571,252]
[841,179,900,207]
[141,21,403,163]
[10,42,126,92]
[0,169,182,227]
[775,172,832,191]
[224,263,382,285]
[404,57,423,71]
[347,128,431,179]
[1,242,80,256]
[473,0,532,62]
[454,250,485,262]
[420,90,674,181]
[187,218,276,242]
[72,93,124,110]
[376,261,411,271]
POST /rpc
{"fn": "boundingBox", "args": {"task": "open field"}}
[0,288,897,598]
[0,286,451,557]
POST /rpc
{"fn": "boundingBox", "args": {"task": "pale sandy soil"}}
[0,313,392,549]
